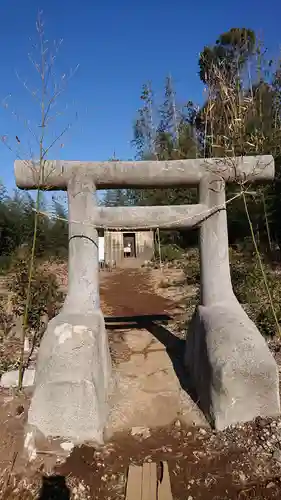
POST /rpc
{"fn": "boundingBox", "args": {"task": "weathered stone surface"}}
[0,369,35,388]
[124,329,153,351]
[28,310,112,445]
[193,174,280,428]
[14,155,275,190]
[199,176,234,306]
[185,302,280,430]
[123,329,170,356]
[118,350,174,377]
[105,329,211,433]
[25,177,113,450]
[142,369,179,393]
[178,388,209,428]
[106,373,180,434]
[98,204,210,230]
[147,341,167,352]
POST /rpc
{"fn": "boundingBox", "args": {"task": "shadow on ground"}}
[105,313,171,329]
[105,313,198,404]
[38,476,70,500]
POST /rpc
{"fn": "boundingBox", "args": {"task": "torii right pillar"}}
[185,174,280,429]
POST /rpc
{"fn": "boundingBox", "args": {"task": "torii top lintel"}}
[14,155,274,190]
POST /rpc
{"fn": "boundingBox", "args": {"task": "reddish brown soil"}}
[58,421,281,500]
[100,269,175,317]
[2,409,281,499]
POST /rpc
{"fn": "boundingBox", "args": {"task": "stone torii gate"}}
[14,155,280,451]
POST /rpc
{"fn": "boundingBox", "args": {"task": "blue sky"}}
[0,0,281,194]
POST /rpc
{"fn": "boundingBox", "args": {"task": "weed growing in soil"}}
[0,257,64,377]
[158,244,281,338]
[8,257,64,345]
[0,301,17,376]
[154,243,184,263]
[230,249,281,336]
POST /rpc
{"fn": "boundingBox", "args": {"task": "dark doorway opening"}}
[123,232,136,258]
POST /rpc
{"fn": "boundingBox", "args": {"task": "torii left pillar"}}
[26,176,112,457]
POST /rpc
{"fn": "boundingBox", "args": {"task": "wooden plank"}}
[141,462,157,500]
[126,461,172,500]
[141,463,151,500]
[148,462,157,500]
[125,465,142,500]
[157,461,173,500]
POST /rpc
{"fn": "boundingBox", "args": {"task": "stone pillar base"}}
[25,309,112,458]
[185,301,280,430]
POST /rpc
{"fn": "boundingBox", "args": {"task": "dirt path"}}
[100,269,175,317]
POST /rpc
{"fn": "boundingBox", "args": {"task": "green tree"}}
[101,155,131,208]
[131,78,199,247]
[197,28,281,251]
[102,188,130,207]
[133,82,157,159]
[0,186,69,267]
[199,28,256,86]
[47,197,68,258]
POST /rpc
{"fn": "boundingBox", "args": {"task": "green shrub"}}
[230,249,281,337]
[0,300,13,338]
[0,301,15,376]
[180,245,281,337]
[182,248,200,285]
[154,243,183,263]
[0,254,13,274]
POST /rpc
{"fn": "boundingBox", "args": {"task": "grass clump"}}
[8,256,64,346]
[0,254,64,378]
[230,248,281,337]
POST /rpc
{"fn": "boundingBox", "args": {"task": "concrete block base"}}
[185,302,280,430]
[27,309,112,448]
[0,369,35,388]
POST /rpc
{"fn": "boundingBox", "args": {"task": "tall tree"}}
[197,28,281,250]
[102,188,130,207]
[47,197,68,258]
[130,78,199,247]
[199,28,256,86]
[133,82,157,159]
[101,154,131,208]
[159,75,179,144]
